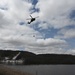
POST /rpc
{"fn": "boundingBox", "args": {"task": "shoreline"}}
[0,64,33,75]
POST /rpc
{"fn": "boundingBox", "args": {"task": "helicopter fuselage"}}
[27,15,38,24]
[28,18,35,24]
[31,18,35,22]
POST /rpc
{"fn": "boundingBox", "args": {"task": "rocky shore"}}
[0,64,32,75]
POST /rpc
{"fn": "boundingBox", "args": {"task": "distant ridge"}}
[0,49,75,64]
[0,50,36,60]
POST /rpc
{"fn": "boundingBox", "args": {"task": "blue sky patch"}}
[0,7,8,10]
[19,22,25,25]
[69,10,75,20]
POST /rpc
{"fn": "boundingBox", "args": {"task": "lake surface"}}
[8,65,75,75]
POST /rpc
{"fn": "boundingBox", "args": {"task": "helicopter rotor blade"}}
[26,18,31,20]
[30,15,33,18]
[35,16,39,18]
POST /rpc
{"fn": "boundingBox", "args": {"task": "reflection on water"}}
[8,65,75,75]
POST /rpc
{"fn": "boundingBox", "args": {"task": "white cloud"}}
[54,28,75,39]
[35,0,75,29]
[0,0,74,54]
[0,0,33,23]
[65,49,75,55]
[0,26,68,54]
[36,38,67,46]
[24,38,68,54]
[0,12,11,28]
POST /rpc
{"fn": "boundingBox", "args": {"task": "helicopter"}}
[26,15,39,24]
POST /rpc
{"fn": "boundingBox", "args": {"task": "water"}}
[8,65,75,75]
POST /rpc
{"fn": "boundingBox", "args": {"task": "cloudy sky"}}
[0,0,75,54]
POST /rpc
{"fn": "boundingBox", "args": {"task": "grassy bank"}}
[0,64,32,75]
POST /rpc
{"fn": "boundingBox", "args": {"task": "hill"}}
[0,50,36,60]
[0,50,75,64]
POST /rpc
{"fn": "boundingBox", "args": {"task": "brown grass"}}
[0,64,33,75]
